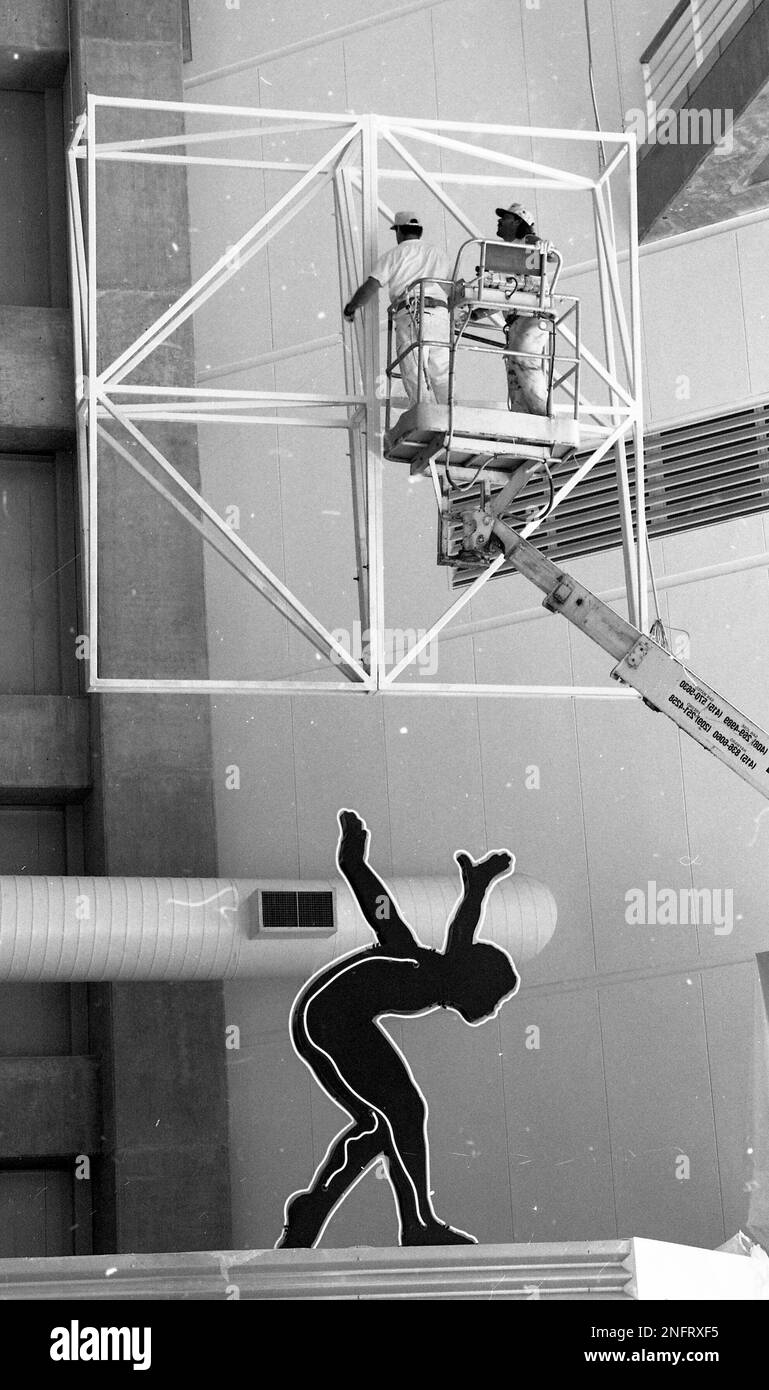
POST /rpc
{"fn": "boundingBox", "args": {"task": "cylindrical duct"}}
[0,873,556,982]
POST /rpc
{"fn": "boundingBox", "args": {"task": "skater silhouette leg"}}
[446,850,514,952]
[280,1013,475,1247]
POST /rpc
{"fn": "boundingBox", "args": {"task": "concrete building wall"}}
[67,0,231,1255]
[0,1,233,1256]
[0,6,88,1253]
[183,2,769,1249]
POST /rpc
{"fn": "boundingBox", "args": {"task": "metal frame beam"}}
[67,98,644,697]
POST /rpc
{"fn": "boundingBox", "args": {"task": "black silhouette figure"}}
[276,808,519,1249]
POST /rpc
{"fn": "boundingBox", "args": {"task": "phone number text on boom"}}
[669,694,758,769]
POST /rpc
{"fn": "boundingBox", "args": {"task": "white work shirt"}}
[371,240,452,305]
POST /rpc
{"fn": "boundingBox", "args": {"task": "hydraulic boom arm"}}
[493,518,769,802]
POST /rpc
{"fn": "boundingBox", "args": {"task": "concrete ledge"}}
[0,306,74,450]
[0,0,68,89]
[0,695,90,801]
[0,44,68,89]
[0,1238,762,1300]
[0,1241,636,1300]
[0,1056,99,1159]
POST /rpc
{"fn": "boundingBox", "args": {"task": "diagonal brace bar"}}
[97,394,371,684]
[100,122,362,387]
[381,128,482,238]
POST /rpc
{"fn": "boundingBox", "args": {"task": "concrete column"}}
[68,0,230,1254]
[0,1057,99,1158]
[0,308,73,449]
[0,695,89,800]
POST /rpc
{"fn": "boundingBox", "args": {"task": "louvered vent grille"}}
[451,402,769,586]
[259,890,335,934]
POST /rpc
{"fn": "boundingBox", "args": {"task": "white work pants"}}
[394,304,450,406]
[505,314,550,414]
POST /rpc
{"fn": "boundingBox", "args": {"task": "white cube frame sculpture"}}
[67,95,645,699]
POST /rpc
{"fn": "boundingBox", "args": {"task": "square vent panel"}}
[252,890,336,937]
[451,402,769,587]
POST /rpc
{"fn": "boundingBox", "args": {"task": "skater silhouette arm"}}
[336,809,418,953]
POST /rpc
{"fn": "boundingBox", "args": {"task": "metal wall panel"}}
[640,234,750,421]
[600,974,725,1248]
[701,960,757,1241]
[500,987,616,1241]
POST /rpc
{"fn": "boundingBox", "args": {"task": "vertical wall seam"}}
[596,985,621,1238]
[609,0,627,132]
[699,968,729,1245]
[288,697,302,879]
[497,1012,517,1240]
[733,228,752,397]
[567,632,599,977]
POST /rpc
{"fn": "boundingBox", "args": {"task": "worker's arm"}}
[343,276,381,321]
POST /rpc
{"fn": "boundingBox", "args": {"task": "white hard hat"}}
[390,210,423,229]
[496,202,535,227]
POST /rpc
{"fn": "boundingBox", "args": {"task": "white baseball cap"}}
[495,201,535,226]
[390,210,422,229]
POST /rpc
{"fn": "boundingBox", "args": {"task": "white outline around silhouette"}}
[275,809,519,1249]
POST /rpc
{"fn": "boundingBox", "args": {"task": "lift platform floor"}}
[384,403,580,474]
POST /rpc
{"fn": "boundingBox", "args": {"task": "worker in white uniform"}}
[343,212,452,406]
[495,201,551,416]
